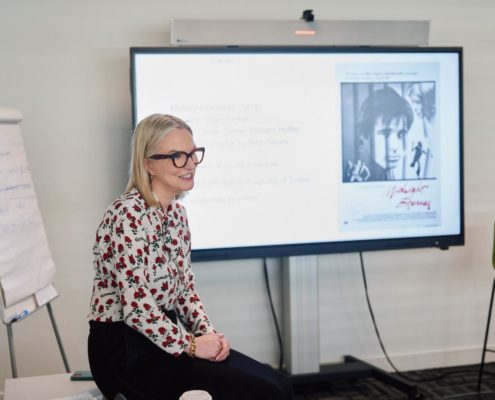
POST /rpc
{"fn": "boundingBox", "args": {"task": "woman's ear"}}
[144,159,155,176]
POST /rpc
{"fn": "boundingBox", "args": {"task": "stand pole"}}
[6,323,18,378]
[477,276,495,392]
[47,302,71,373]
[3,300,70,378]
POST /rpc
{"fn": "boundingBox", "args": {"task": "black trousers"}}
[88,321,293,400]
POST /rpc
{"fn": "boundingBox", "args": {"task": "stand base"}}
[289,355,421,400]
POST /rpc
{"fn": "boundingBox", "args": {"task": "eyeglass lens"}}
[174,149,204,167]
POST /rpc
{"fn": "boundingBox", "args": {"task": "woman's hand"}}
[192,332,231,362]
[213,333,230,362]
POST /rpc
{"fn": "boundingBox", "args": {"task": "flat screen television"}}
[130,46,464,261]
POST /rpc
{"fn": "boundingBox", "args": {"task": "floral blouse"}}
[88,188,215,356]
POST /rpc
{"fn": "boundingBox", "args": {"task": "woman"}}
[88,114,293,400]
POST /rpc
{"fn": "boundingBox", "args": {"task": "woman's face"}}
[145,128,198,199]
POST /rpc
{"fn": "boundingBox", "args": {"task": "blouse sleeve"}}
[97,205,191,357]
[175,206,216,336]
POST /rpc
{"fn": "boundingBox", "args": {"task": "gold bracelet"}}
[189,335,196,358]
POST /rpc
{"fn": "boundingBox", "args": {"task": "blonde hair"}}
[125,114,193,207]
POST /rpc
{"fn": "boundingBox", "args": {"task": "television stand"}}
[282,256,421,399]
[289,355,421,400]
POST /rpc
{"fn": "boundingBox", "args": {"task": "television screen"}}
[130,46,463,261]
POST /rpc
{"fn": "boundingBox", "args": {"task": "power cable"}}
[263,257,285,371]
[359,251,483,384]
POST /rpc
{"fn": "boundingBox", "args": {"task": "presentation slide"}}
[131,48,462,258]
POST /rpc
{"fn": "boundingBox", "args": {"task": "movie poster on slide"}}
[337,63,440,231]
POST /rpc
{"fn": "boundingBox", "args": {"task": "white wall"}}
[1,0,495,393]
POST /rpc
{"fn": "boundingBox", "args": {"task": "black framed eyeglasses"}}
[148,147,205,168]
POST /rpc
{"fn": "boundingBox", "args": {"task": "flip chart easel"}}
[0,107,70,377]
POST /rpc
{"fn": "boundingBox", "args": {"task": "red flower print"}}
[143,303,151,311]
[129,254,136,265]
[158,327,166,335]
[106,299,114,305]
[131,301,138,308]
[117,257,127,269]
[97,280,108,289]
[145,328,153,334]
[150,288,157,295]
[190,294,199,303]
[103,234,110,243]
[126,270,133,277]
[165,335,176,345]
[98,305,104,313]
[118,243,124,253]
[171,239,178,246]
[172,326,178,334]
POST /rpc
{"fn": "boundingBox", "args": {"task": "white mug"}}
[179,390,212,400]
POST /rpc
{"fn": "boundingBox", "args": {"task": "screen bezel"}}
[130,46,464,262]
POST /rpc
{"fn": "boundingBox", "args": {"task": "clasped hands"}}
[193,332,230,362]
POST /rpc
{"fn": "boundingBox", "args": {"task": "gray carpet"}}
[293,362,495,399]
